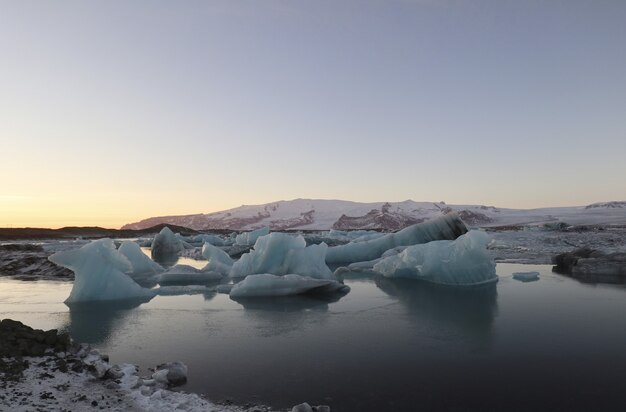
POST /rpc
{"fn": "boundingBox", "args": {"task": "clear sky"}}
[1,0,625,228]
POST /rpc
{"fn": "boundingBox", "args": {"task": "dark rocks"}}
[291,402,332,412]
[152,361,188,387]
[553,248,626,283]
[0,319,72,358]
[0,320,69,382]
[0,244,73,280]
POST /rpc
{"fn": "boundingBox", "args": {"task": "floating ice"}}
[186,234,229,247]
[229,274,349,298]
[326,214,468,264]
[49,238,155,303]
[372,230,497,286]
[118,240,163,282]
[235,226,270,246]
[157,264,222,285]
[151,227,184,265]
[152,361,188,387]
[512,271,540,282]
[230,233,334,279]
[201,242,234,275]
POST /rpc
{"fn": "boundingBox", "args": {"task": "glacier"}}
[229,232,334,280]
[372,230,497,286]
[326,214,468,264]
[151,227,184,265]
[229,274,349,298]
[48,239,155,303]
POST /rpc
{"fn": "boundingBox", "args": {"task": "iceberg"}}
[157,264,222,285]
[48,239,155,303]
[512,271,540,282]
[118,240,164,283]
[235,226,270,246]
[372,230,497,286]
[229,274,349,298]
[229,233,334,279]
[151,227,184,265]
[186,233,229,247]
[201,242,234,275]
[326,214,468,264]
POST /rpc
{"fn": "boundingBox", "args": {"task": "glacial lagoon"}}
[2,263,626,411]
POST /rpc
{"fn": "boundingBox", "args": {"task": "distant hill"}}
[0,223,199,241]
[121,199,626,231]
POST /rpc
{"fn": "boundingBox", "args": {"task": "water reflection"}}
[231,295,331,312]
[375,276,498,343]
[63,298,147,345]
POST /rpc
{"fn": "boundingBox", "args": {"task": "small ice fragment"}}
[235,226,270,246]
[152,361,188,387]
[512,271,540,282]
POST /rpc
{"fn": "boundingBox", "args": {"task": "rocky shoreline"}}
[0,319,329,412]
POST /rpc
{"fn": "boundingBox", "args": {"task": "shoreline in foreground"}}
[0,319,327,412]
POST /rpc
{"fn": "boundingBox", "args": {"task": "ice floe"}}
[229,274,349,298]
[372,230,497,286]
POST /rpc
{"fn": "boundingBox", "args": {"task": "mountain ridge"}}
[121,199,626,231]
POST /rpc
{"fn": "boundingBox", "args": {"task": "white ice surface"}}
[48,238,155,303]
[373,230,497,286]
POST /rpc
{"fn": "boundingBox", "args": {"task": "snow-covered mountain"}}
[121,199,626,231]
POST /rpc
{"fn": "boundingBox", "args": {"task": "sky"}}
[1,0,625,228]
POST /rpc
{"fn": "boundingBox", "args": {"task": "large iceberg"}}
[48,239,155,303]
[201,242,234,275]
[372,230,497,286]
[151,227,184,265]
[118,240,164,283]
[235,226,270,246]
[325,214,468,264]
[229,232,334,280]
[229,274,348,298]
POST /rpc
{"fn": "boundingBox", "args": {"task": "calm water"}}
[2,264,626,411]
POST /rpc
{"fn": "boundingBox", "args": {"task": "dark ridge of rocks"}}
[0,245,73,280]
[271,210,316,230]
[585,201,626,209]
[552,248,626,284]
[0,319,73,381]
[456,210,493,226]
[0,223,200,241]
[332,207,423,231]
